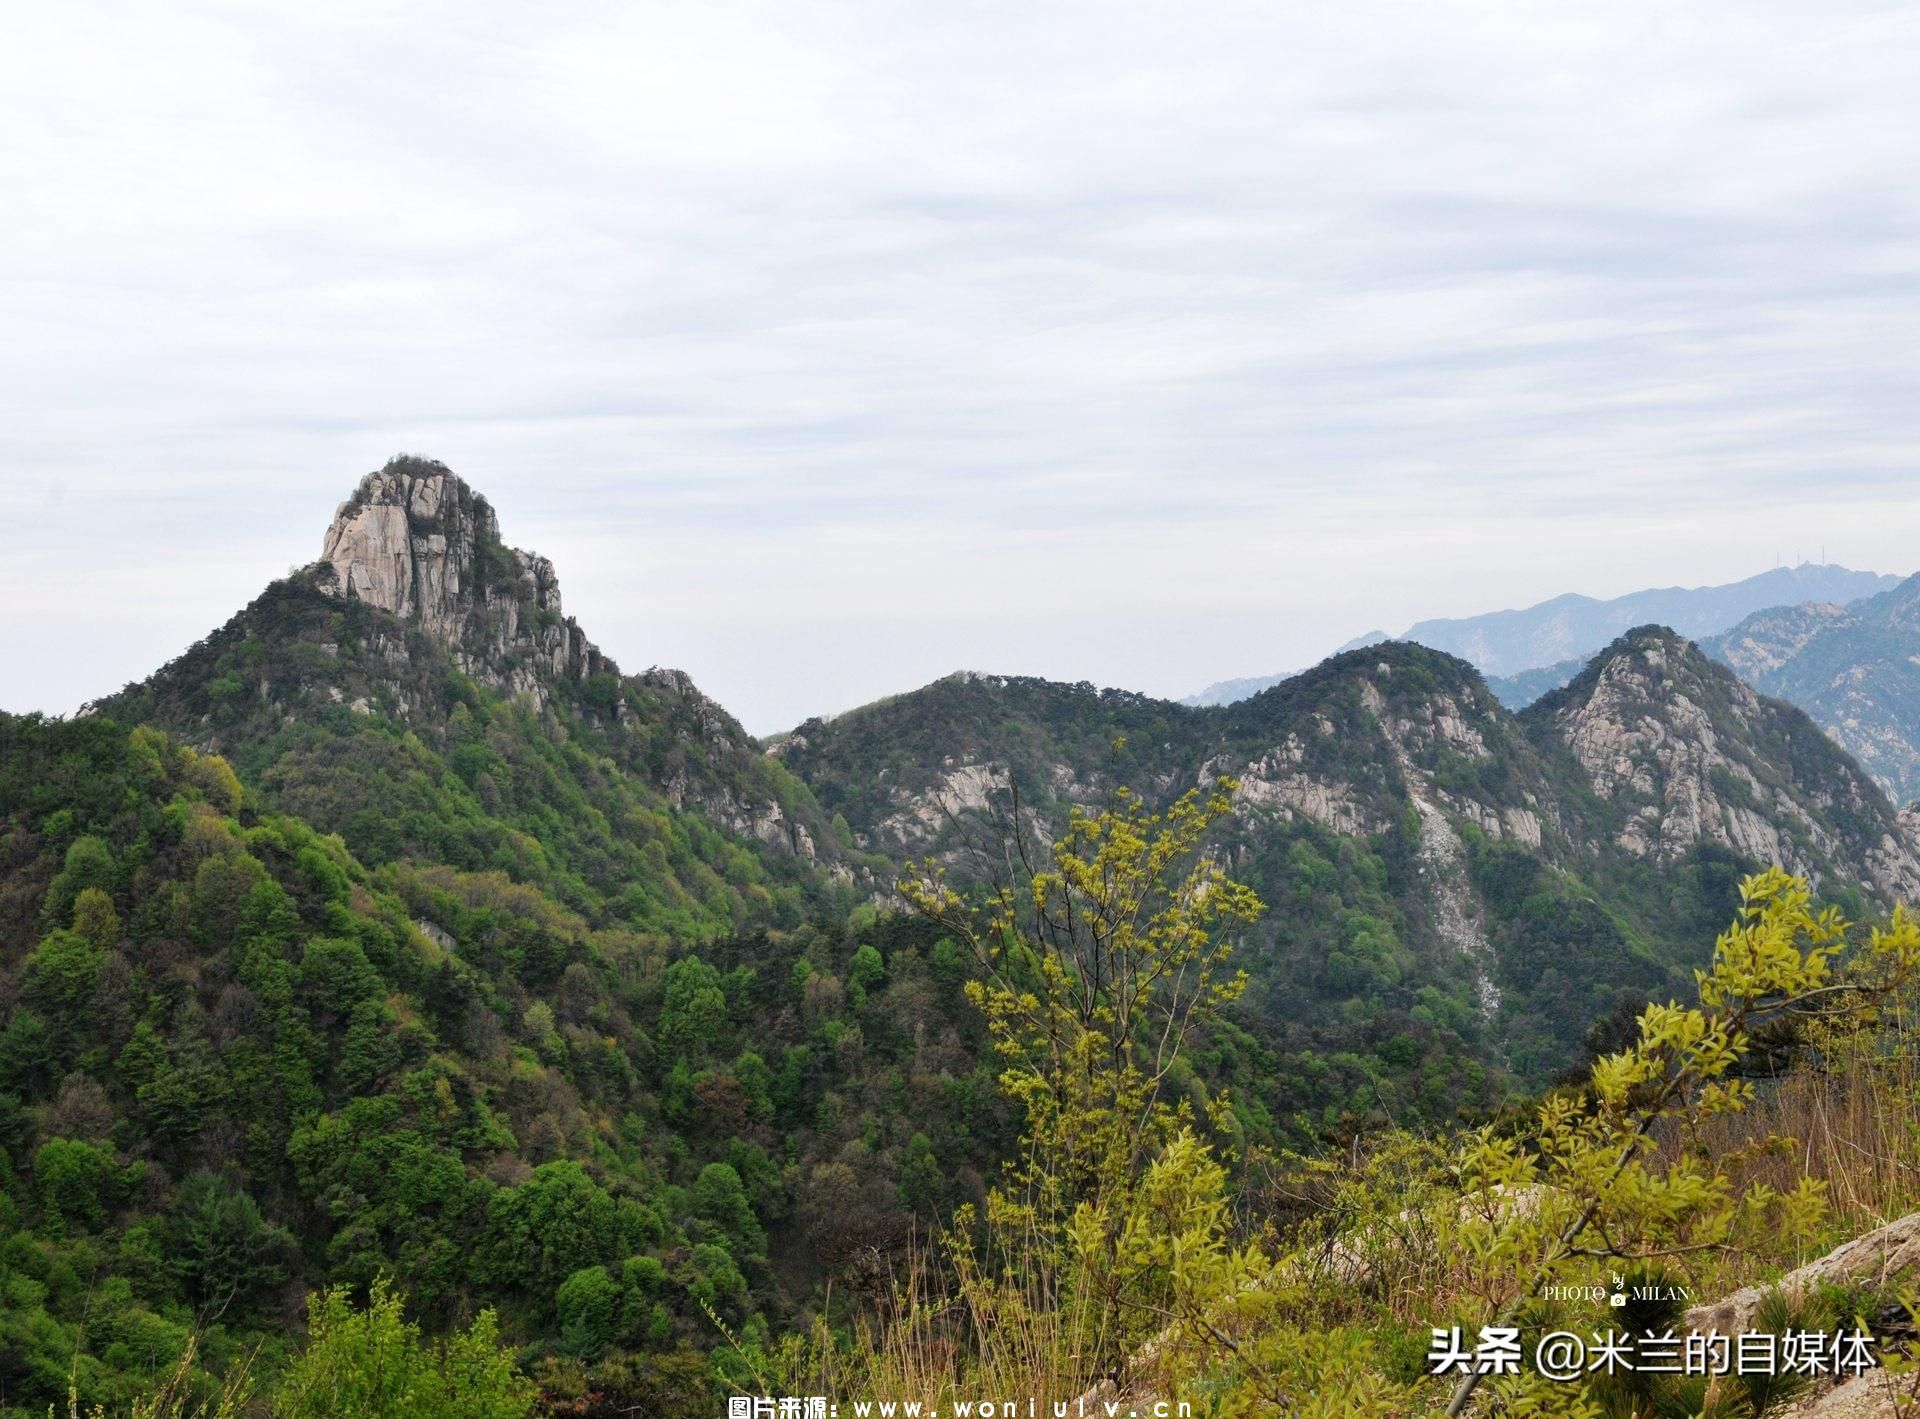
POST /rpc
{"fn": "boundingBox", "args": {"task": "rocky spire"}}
[317,456,591,699]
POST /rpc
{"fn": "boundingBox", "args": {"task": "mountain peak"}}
[316,456,588,695]
[1526,624,1920,899]
[320,456,550,630]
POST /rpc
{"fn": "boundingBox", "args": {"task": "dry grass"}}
[1685,1033,1920,1237]
[845,1239,1119,1406]
[844,1018,1920,1409]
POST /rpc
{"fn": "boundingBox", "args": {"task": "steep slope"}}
[1205,646,1568,1039]
[1185,565,1899,706]
[99,457,854,934]
[1702,575,1920,804]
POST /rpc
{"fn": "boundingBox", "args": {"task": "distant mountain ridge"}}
[1483,657,1588,710]
[1182,631,1388,707]
[1184,564,1902,707]
[1703,573,1920,804]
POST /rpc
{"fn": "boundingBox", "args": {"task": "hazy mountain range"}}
[1184,563,1902,706]
[1704,575,1920,804]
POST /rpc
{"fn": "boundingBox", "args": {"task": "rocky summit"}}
[97,457,849,926]
[317,458,592,706]
[1536,626,1920,902]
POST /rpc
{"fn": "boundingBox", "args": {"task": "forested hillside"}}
[0,711,1013,1416]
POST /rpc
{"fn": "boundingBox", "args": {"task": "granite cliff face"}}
[316,458,592,705]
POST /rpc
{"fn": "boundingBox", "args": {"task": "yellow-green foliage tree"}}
[900,780,1268,1391]
[271,1280,535,1419]
[1444,869,1920,1417]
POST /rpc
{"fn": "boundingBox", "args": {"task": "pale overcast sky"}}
[3,1,1918,733]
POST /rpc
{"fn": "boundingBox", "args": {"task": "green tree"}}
[898,1132,943,1214]
[297,937,383,1020]
[848,943,885,1005]
[683,1242,748,1322]
[36,1136,136,1234]
[137,1030,223,1151]
[554,1265,621,1358]
[658,955,727,1059]
[273,1279,534,1419]
[732,1050,774,1119]
[43,834,117,927]
[165,1172,293,1314]
[693,1161,765,1260]
[72,885,122,949]
[483,1161,653,1301]
[0,1009,53,1094]
[27,928,104,1029]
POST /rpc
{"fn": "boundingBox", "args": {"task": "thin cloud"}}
[2,0,1917,731]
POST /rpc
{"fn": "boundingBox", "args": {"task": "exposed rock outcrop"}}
[1224,729,1384,837]
[872,762,1012,849]
[1709,602,1858,682]
[317,456,592,704]
[1686,1210,1920,1338]
[1684,1210,1920,1417]
[1360,678,1503,1015]
[1540,627,1920,903]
